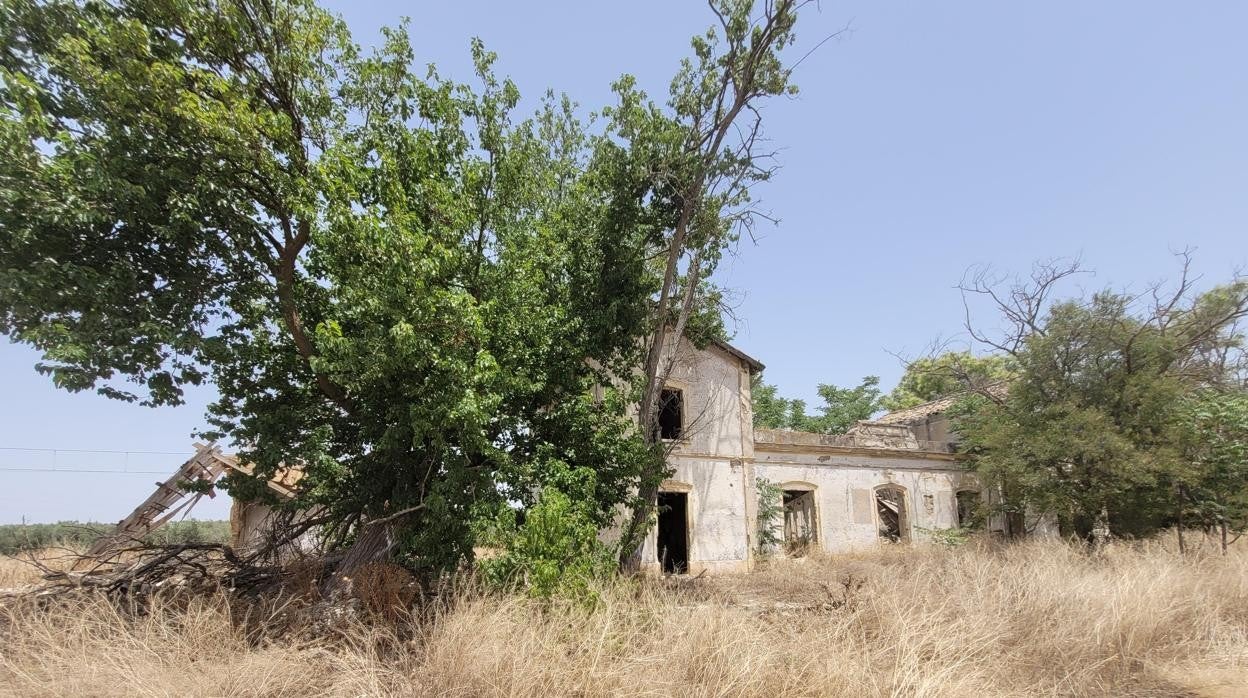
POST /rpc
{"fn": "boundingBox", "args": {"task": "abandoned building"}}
[93,336,997,575]
[625,335,986,575]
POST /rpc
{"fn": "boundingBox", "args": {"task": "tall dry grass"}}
[0,545,82,588]
[2,537,1247,697]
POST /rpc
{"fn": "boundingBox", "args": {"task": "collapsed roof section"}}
[87,442,299,560]
[873,382,1009,426]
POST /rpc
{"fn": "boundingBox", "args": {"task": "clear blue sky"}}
[3,1,1246,524]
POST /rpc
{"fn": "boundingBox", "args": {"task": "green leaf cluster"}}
[1173,390,1248,534]
[881,352,1016,411]
[474,461,615,604]
[955,281,1248,540]
[0,0,688,580]
[752,373,883,434]
[754,476,782,556]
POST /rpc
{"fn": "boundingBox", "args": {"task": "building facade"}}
[637,337,981,575]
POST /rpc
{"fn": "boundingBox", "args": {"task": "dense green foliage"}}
[0,520,229,554]
[0,0,805,587]
[1174,390,1248,541]
[474,463,615,603]
[0,0,657,580]
[954,271,1248,541]
[881,352,1015,411]
[751,373,883,434]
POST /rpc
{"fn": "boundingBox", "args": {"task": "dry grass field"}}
[0,546,82,588]
[2,537,1247,697]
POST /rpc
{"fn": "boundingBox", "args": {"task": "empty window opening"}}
[956,490,982,529]
[657,388,684,440]
[656,492,689,574]
[876,486,909,543]
[782,489,817,554]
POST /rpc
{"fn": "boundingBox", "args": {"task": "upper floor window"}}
[658,388,684,440]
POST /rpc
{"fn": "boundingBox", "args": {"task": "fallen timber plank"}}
[85,443,232,559]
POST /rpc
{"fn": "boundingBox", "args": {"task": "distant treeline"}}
[0,520,230,555]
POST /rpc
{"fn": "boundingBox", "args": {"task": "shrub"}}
[755,477,783,556]
[916,525,972,547]
[475,464,615,604]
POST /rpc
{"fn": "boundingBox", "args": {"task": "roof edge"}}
[711,338,765,373]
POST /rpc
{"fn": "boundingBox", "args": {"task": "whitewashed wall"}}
[637,337,983,572]
[753,453,977,552]
[641,337,756,573]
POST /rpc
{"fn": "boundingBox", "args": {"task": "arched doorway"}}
[875,485,909,543]
[780,482,818,555]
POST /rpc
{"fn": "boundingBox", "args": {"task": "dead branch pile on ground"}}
[2,541,427,645]
[7,544,273,597]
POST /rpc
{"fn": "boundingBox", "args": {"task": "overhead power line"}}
[0,447,186,455]
[0,446,190,475]
[0,467,171,475]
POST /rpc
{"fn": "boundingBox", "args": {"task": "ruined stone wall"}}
[753,448,977,552]
[229,499,278,552]
[636,339,983,573]
[639,457,753,574]
[228,499,322,559]
[661,338,752,458]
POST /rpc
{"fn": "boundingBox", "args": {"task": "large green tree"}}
[1,0,809,581]
[1173,389,1248,552]
[0,0,715,580]
[610,0,813,564]
[953,259,1248,540]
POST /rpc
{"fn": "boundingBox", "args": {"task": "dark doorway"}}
[956,490,982,529]
[656,492,689,574]
[782,489,817,554]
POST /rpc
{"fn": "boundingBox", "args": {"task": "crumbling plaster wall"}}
[661,337,752,458]
[753,450,976,552]
[639,337,756,574]
[230,499,279,553]
[638,337,982,571]
[229,499,323,558]
[639,457,753,574]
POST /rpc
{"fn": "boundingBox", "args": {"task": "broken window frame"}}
[656,387,684,441]
[955,489,982,529]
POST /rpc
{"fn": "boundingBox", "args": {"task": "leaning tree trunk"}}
[321,521,397,597]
